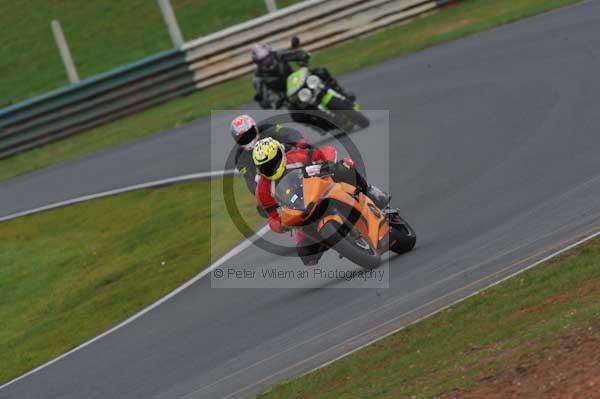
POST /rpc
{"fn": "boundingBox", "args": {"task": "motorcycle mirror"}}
[291,36,300,49]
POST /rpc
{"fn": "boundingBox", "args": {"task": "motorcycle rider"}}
[252,137,390,265]
[230,114,309,193]
[251,43,355,128]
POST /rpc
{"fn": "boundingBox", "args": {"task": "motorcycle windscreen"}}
[274,169,306,211]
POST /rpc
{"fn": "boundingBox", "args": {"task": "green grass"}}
[0,176,261,384]
[0,0,585,183]
[0,0,303,108]
[258,237,600,399]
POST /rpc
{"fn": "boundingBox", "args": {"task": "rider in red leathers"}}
[252,137,389,265]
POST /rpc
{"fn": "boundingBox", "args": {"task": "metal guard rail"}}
[0,0,457,159]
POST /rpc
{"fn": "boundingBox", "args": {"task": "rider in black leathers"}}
[250,43,354,130]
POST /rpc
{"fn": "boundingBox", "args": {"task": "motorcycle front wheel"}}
[320,221,381,270]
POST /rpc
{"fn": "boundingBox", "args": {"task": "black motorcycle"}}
[284,37,369,132]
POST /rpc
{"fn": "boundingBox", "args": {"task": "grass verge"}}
[0,177,261,385]
[0,0,584,183]
[257,236,600,398]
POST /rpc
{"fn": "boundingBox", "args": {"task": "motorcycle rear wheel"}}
[347,109,370,128]
[388,214,417,254]
[327,97,370,129]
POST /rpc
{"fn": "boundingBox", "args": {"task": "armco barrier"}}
[0,0,457,159]
[0,49,193,158]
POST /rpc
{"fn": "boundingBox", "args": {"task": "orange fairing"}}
[277,170,389,251]
[348,186,389,251]
[316,181,387,248]
[281,208,307,227]
[304,176,335,211]
[280,176,333,227]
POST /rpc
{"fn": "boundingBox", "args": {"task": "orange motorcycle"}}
[274,167,416,270]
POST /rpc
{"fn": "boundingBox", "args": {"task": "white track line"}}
[1,169,597,393]
[0,224,270,391]
[1,227,597,393]
[0,169,236,223]
[222,230,600,399]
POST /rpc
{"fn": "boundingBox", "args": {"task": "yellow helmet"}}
[252,137,286,180]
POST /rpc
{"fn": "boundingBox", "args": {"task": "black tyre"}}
[328,97,370,129]
[289,109,336,133]
[320,221,381,270]
[348,110,370,128]
[388,216,417,254]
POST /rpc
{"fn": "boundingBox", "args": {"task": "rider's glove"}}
[299,51,311,64]
[338,158,356,169]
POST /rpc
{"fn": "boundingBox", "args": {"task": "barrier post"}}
[265,0,278,13]
[51,20,80,84]
[157,0,184,47]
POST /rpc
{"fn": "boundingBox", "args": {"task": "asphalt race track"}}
[2,1,600,398]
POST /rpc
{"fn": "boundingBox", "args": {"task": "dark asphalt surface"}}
[3,1,600,398]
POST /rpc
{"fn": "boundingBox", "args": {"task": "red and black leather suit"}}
[255,145,368,265]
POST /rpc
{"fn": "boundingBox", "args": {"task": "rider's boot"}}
[297,241,327,266]
[366,185,391,209]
